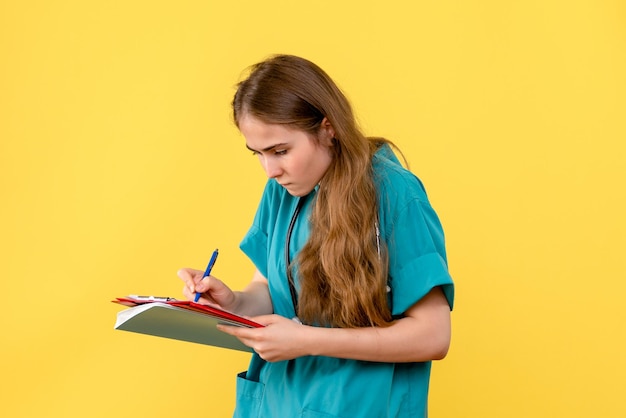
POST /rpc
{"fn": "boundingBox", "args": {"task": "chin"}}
[282,184,311,197]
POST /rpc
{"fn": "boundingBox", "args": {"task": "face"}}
[239,115,335,197]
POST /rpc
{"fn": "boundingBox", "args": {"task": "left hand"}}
[217,314,310,362]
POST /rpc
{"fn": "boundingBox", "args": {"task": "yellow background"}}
[1,1,624,417]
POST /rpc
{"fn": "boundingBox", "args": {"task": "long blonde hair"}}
[233,55,393,327]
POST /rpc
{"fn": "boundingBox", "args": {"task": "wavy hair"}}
[232,55,394,327]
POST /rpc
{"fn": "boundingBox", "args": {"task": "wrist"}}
[303,325,324,357]
[228,291,243,313]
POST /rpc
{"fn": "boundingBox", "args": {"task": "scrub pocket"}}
[233,371,264,418]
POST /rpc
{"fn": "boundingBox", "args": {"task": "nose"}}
[261,157,282,179]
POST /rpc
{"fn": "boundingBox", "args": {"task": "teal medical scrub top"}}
[236,145,454,418]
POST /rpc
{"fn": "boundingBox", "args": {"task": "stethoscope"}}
[285,196,306,318]
[284,195,386,323]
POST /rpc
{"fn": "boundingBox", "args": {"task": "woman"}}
[178,54,454,418]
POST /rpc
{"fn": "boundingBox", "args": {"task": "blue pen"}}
[194,248,219,303]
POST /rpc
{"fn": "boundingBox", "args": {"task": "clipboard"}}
[112,296,263,352]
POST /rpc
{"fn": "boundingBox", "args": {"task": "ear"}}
[319,117,336,145]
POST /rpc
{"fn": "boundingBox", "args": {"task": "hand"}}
[217,314,310,362]
[177,268,238,311]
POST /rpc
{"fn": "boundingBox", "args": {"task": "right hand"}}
[177,268,239,311]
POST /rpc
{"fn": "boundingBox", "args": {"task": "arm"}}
[178,268,273,317]
[218,286,451,363]
[307,286,451,362]
[229,269,274,317]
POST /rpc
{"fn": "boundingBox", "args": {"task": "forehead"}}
[239,115,313,149]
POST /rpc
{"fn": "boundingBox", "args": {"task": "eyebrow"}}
[245,142,289,153]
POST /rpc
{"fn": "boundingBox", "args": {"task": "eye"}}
[274,149,287,156]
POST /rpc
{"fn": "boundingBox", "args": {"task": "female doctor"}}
[178,54,454,418]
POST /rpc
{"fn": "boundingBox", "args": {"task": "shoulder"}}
[250,179,296,226]
[372,146,429,206]
[257,178,294,209]
[261,178,286,198]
